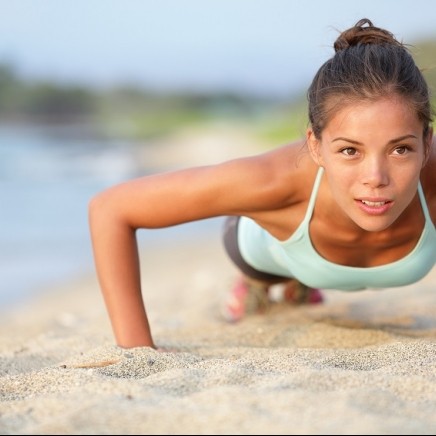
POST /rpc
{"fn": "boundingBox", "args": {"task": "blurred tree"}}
[24,83,96,121]
[412,40,436,102]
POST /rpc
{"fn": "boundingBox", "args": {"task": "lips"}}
[356,198,393,215]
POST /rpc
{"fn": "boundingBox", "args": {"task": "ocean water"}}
[0,124,224,310]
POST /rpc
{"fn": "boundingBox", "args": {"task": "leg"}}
[221,216,289,322]
[282,280,324,304]
[221,275,270,322]
[222,277,324,322]
[221,217,323,322]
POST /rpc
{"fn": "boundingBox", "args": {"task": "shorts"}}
[222,216,290,284]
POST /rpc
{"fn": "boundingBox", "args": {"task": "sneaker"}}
[221,277,269,323]
[283,280,323,304]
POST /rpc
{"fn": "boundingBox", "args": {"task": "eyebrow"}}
[332,134,418,145]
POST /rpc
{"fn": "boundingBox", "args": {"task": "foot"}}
[283,280,323,305]
[221,277,269,323]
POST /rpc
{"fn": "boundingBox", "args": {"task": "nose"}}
[360,157,389,188]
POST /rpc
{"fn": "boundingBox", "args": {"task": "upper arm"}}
[92,140,311,229]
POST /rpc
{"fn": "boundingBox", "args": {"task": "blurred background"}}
[1,0,435,309]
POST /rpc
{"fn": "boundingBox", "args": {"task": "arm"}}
[88,144,306,348]
[88,201,151,348]
[88,158,264,348]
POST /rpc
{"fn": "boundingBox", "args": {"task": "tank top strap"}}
[417,182,432,223]
[302,171,432,226]
[302,166,324,225]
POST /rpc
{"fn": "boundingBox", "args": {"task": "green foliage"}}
[0,35,435,139]
[0,64,27,115]
[411,39,436,113]
[253,97,308,146]
[94,88,270,139]
[411,40,436,90]
[24,83,96,120]
[0,63,96,121]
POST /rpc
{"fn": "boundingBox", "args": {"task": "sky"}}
[0,0,435,98]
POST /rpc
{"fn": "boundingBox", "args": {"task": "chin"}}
[354,217,394,233]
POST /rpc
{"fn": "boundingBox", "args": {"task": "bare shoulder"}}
[222,138,318,208]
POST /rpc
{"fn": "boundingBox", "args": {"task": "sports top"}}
[238,167,436,291]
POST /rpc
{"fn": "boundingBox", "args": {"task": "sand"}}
[1,233,436,435]
[1,126,436,434]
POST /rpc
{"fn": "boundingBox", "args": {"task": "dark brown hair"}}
[307,18,433,144]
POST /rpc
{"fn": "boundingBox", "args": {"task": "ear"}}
[306,129,323,166]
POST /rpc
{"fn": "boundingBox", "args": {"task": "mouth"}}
[360,200,390,207]
[356,198,393,215]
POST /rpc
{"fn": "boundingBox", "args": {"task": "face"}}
[307,97,427,232]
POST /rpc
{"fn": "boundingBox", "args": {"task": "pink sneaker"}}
[283,280,323,305]
[221,278,269,323]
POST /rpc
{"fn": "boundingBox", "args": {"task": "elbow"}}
[88,189,120,232]
[88,191,105,231]
[88,187,139,236]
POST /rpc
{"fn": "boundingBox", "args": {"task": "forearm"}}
[86,160,269,347]
[89,195,155,349]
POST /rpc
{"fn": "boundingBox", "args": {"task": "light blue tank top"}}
[238,167,436,291]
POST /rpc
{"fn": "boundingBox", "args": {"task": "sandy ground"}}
[1,126,436,435]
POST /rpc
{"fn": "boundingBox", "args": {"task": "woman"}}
[89,18,436,349]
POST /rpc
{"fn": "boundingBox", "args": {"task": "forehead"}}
[323,97,422,138]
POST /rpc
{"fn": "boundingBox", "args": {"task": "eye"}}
[393,145,410,155]
[340,147,357,156]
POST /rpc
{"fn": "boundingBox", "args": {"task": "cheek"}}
[399,173,421,200]
[325,169,358,208]
[326,171,352,197]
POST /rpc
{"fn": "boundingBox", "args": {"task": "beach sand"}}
[1,126,436,435]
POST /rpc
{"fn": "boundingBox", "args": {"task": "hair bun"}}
[334,18,403,52]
